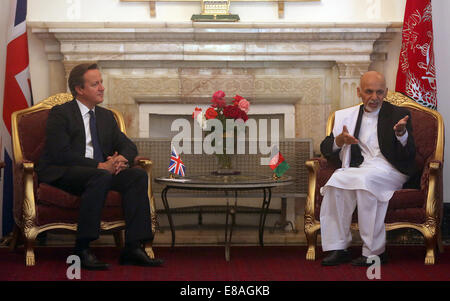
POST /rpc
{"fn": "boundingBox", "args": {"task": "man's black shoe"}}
[351,252,388,267]
[321,249,352,266]
[74,249,110,271]
[119,247,164,267]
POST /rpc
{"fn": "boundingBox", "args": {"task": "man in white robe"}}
[319,71,417,266]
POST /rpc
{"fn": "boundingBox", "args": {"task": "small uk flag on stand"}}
[168,145,186,177]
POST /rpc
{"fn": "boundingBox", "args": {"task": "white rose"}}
[196,111,207,130]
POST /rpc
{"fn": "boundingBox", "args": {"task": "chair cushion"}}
[388,189,425,209]
[384,207,426,224]
[37,183,122,209]
[36,203,124,226]
[315,188,425,221]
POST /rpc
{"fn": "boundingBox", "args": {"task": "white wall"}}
[27,0,406,23]
[433,0,450,203]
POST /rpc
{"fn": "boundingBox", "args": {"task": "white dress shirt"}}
[76,100,95,159]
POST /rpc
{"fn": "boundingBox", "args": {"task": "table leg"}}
[161,187,175,247]
[258,188,272,247]
[224,191,237,262]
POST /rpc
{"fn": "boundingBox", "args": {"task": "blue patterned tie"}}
[88,110,104,162]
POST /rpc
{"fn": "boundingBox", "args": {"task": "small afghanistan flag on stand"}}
[168,145,186,177]
[269,146,289,177]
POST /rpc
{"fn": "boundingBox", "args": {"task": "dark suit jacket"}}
[320,101,417,181]
[37,100,138,183]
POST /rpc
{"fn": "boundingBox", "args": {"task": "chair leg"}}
[144,241,155,259]
[423,229,437,265]
[305,226,319,261]
[24,232,38,267]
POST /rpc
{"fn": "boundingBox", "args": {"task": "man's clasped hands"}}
[98,152,129,175]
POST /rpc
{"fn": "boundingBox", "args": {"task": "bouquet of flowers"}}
[192,91,250,171]
[192,90,250,130]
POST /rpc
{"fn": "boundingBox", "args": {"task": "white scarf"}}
[332,105,361,168]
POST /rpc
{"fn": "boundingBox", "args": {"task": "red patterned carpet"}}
[1,245,449,282]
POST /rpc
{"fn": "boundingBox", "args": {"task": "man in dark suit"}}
[37,63,163,270]
[319,71,416,266]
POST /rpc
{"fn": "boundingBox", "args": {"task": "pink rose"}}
[237,98,250,113]
[213,90,226,99]
[232,94,245,106]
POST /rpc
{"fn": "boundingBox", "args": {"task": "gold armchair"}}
[304,91,445,265]
[10,93,158,266]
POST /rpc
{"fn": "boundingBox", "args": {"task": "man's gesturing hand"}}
[393,115,409,137]
[335,125,359,148]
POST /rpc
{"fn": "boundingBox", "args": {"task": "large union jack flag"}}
[1,0,33,237]
[168,145,186,177]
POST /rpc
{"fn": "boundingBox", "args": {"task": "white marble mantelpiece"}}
[31,22,400,65]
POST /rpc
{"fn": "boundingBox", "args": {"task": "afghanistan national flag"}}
[395,0,437,109]
[269,147,289,177]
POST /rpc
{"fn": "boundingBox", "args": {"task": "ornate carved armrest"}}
[134,156,152,167]
[313,156,330,169]
[428,159,442,172]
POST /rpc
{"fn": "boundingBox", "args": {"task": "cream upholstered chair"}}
[10,93,158,266]
[304,91,445,265]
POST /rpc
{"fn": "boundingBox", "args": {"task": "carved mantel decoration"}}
[191,0,240,22]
